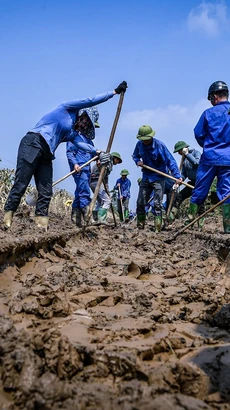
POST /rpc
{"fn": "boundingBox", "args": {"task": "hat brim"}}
[136,130,155,140]
[173,144,189,153]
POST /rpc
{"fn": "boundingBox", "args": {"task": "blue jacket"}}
[194,100,230,166]
[114,177,131,199]
[66,135,95,172]
[132,138,181,182]
[181,148,201,182]
[30,91,114,158]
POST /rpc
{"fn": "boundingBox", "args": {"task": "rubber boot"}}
[81,205,90,226]
[35,216,49,232]
[124,209,129,223]
[75,209,82,228]
[184,202,198,225]
[169,206,178,223]
[71,209,77,224]
[98,208,108,224]
[154,215,162,233]
[118,213,124,222]
[92,210,98,222]
[222,203,230,233]
[197,217,205,230]
[3,210,14,229]
[137,214,146,230]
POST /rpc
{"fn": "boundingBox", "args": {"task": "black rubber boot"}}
[71,209,77,224]
[75,209,82,228]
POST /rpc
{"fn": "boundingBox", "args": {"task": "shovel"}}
[165,192,230,243]
[26,155,98,206]
[85,91,125,226]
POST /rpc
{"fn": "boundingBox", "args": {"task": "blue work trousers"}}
[4,132,53,216]
[191,164,230,205]
[72,170,91,209]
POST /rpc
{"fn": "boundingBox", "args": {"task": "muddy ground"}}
[0,208,230,410]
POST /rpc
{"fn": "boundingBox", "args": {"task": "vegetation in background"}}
[0,167,73,217]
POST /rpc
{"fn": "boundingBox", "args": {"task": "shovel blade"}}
[26,191,38,206]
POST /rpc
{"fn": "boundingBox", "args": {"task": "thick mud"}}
[0,209,230,410]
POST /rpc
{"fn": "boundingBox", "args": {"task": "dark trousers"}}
[174,181,205,215]
[4,132,53,216]
[137,179,165,217]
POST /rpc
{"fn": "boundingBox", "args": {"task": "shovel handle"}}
[85,92,125,225]
[118,185,125,221]
[173,192,230,240]
[52,155,98,187]
[142,164,194,189]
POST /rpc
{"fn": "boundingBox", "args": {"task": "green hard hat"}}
[111,152,122,163]
[173,141,189,153]
[120,169,129,176]
[136,125,156,140]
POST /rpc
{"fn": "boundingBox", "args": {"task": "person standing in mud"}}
[3,81,128,231]
[66,107,101,227]
[132,125,182,233]
[187,81,230,234]
[114,169,131,222]
[169,141,205,228]
[90,152,122,224]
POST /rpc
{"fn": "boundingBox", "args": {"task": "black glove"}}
[99,152,111,166]
[115,81,128,94]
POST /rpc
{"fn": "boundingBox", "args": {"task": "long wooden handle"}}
[86,92,125,225]
[118,185,125,221]
[52,155,98,187]
[172,192,230,240]
[142,164,194,189]
[102,179,117,227]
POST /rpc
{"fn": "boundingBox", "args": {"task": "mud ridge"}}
[0,213,230,409]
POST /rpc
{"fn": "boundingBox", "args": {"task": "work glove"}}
[182,147,189,156]
[99,152,111,165]
[114,81,128,94]
[172,183,179,191]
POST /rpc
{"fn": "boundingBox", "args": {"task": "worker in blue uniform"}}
[188,81,230,233]
[3,81,127,230]
[132,125,182,232]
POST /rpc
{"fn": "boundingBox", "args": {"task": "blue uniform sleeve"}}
[63,91,114,110]
[122,179,131,198]
[114,178,120,190]
[71,134,97,155]
[66,142,78,167]
[194,112,207,147]
[132,143,141,164]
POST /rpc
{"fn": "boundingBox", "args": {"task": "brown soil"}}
[0,209,230,410]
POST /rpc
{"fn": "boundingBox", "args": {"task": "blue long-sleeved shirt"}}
[114,177,131,199]
[194,100,230,166]
[66,135,96,172]
[181,148,201,182]
[132,138,181,182]
[30,91,114,158]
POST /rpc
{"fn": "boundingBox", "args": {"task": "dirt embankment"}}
[0,210,230,410]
